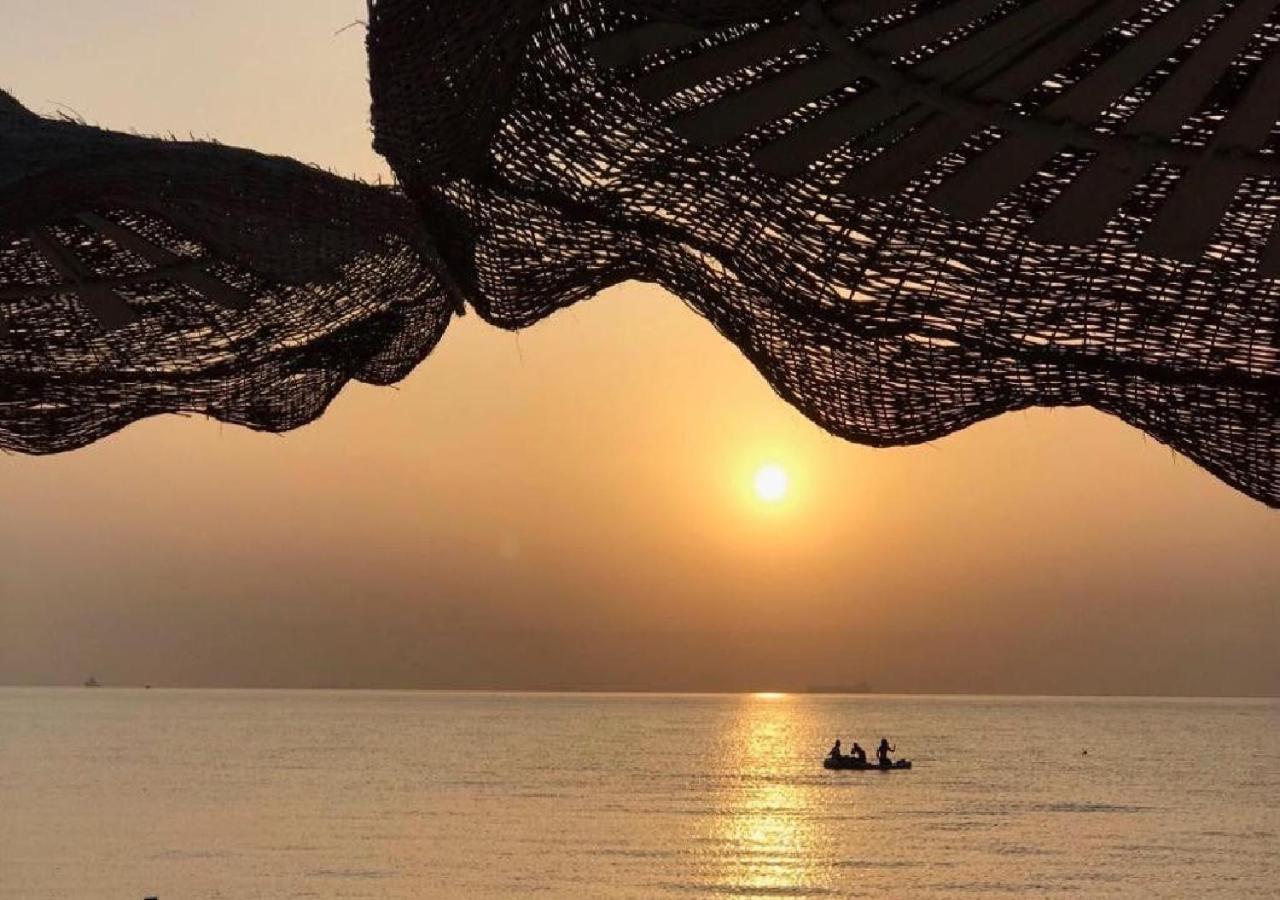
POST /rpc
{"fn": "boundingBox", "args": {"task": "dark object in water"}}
[824,757,912,771]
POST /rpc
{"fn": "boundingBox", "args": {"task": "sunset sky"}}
[1,0,1276,696]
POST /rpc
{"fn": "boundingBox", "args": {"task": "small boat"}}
[823,757,912,771]
[83,676,101,688]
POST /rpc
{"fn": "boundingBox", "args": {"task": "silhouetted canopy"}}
[1,0,1277,505]
[0,89,454,452]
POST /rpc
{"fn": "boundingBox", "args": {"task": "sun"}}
[753,464,790,503]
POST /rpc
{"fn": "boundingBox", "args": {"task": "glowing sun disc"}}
[753,464,790,503]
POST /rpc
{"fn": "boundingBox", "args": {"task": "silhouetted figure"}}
[877,738,895,768]
[828,739,843,761]
[849,742,867,765]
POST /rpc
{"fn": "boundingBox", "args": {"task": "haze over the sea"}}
[0,0,1276,697]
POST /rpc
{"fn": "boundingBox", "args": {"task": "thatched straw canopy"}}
[1,0,1277,506]
[368,0,1278,505]
[0,91,454,453]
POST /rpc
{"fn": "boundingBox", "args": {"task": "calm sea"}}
[1,689,1276,898]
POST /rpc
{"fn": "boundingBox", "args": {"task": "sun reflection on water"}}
[708,694,830,896]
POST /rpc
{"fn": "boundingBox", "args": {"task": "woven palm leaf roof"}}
[0,90,455,453]
[368,0,1278,504]
[1,0,1277,506]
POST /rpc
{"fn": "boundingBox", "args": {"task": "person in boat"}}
[849,742,867,765]
[828,739,843,761]
[876,738,895,767]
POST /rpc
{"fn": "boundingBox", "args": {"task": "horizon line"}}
[3,684,1277,701]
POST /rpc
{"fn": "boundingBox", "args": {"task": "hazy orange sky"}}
[1,0,1276,696]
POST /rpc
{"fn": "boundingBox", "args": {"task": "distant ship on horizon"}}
[805,683,874,695]
[83,676,101,688]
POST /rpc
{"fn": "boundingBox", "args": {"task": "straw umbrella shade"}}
[0,89,456,453]
[1,0,1277,505]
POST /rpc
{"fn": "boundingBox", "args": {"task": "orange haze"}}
[0,0,1276,696]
